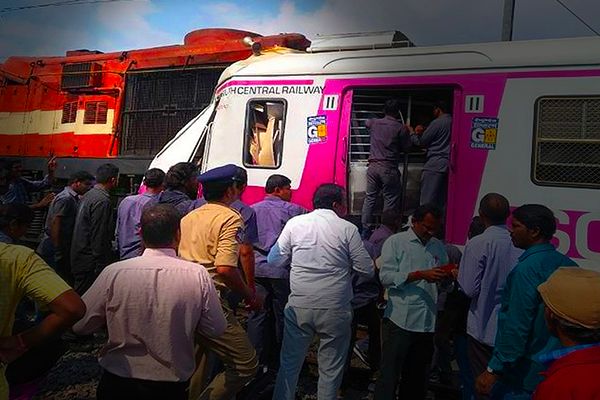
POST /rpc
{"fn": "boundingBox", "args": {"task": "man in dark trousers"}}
[246,174,307,376]
[410,100,452,209]
[179,164,261,400]
[361,99,411,232]
[475,204,577,398]
[37,170,95,283]
[70,163,119,295]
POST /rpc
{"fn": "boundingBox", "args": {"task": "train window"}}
[243,99,286,169]
[61,101,77,124]
[533,96,600,188]
[83,101,108,124]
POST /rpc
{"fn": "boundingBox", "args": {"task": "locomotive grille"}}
[120,66,225,156]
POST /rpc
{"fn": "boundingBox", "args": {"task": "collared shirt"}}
[70,185,114,273]
[116,192,159,260]
[194,197,259,246]
[379,228,448,333]
[410,114,452,172]
[457,225,523,346]
[0,243,70,399]
[1,176,50,204]
[367,116,411,163]
[41,186,80,256]
[368,224,395,259]
[251,195,307,279]
[273,208,373,309]
[154,189,195,217]
[488,243,577,392]
[72,248,226,382]
[178,203,243,293]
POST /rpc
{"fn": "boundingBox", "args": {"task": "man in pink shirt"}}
[73,204,226,400]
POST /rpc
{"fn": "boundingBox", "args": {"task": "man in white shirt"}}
[73,204,226,400]
[268,183,374,400]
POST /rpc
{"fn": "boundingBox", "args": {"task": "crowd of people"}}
[0,138,599,400]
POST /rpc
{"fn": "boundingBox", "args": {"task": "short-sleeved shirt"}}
[0,243,70,399]
[194,197,258,246]
[42,186,79,253]
[178,203,243,293]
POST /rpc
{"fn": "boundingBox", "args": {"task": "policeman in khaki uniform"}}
[178,164,261,400]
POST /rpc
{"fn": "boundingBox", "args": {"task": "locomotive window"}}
[533,96,600,188]
[61,101,77,124]
[83,101,108,124]
[243,99,286,169]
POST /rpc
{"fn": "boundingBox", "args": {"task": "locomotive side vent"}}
[61,62,102,90]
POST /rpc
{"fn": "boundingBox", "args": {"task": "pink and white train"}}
[149,32,600,270]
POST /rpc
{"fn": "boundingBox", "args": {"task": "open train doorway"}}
[347,86,454,224]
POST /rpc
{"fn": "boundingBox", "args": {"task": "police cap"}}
[198,164,243,184]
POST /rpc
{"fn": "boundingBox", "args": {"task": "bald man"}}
[457,193,523,398]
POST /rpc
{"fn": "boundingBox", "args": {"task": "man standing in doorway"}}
[410,100,452,209]
[361,99,411,232]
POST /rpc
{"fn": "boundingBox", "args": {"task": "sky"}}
[0,0,599,61]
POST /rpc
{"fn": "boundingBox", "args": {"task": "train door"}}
[345,86,455,224]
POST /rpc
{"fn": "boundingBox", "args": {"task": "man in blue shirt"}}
[246,174,307,375]
[475,204,577,399]
[1,158,56,209]
[116,168,165,259]
[374,204,449,400]
[458,193,523,396]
